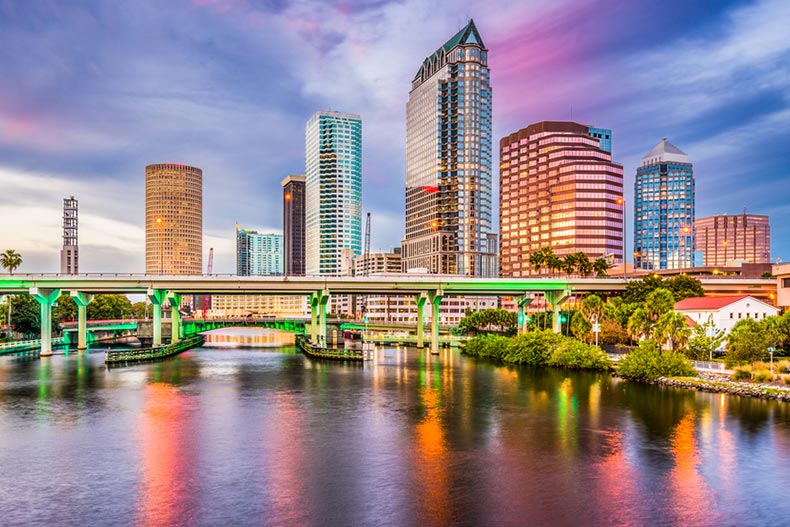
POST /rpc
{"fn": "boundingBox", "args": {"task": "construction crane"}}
[364,212,371,277]
[202,248,214,319]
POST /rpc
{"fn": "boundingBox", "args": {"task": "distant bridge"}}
[0,274,776,356]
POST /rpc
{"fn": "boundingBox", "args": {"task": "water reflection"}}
[203,327,295,348]
[1,338,790,526]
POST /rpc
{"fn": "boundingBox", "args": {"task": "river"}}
[1,328,789,526]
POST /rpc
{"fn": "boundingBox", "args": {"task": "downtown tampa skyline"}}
[1,0,789,274]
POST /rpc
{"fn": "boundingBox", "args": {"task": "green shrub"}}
[732,366,752,381]
[752,369,775,383]
[616,341,697,381]
[549,338,611,371]
[782,375,790,386]
[500,331,560,366]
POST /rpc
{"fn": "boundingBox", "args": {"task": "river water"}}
[1,328,790,527]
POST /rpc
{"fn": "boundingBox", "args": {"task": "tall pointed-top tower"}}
[634,138,695,270]
[402,19,497,276]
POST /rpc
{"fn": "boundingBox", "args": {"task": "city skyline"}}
[1,0,788,273]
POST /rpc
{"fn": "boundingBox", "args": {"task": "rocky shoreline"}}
[654,373,790,402]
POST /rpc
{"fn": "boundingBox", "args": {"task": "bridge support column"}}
[516,295,532,335]
[309,294,318,344]
[70,291,94,350]
[545,289,572,334]
[147,288,167,347]
[168,292,182,344]
[318,290,330,346]
[30,287,61,357]
[427,290,443,355]
[414,293,427,349]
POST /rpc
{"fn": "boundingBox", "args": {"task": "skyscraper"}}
[282,174,306,276]
[499,121,624,276]
[145,163,202,275]
[304,111,362,276]
[634,139,695,270]
[60,196,78,274]
[402,19,496,276]
[695,212,770,266]
[236,225,284,276]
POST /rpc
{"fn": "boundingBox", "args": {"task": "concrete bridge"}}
[0,274,776,356]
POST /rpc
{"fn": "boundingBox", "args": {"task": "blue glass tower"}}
[634,138,695,270]
[305,111,363,276]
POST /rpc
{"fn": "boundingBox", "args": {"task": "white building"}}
[210,295,307,318]
[674,295,779,335]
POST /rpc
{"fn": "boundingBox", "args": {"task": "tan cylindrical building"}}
[145,163,202,275]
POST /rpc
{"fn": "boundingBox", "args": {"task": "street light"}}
[617,198,626,281]
[768,347,776,375]
[156,217,164,275]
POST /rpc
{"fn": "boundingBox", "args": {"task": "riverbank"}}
[654,373,790,402]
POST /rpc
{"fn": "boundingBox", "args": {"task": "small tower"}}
[60,196,79,274]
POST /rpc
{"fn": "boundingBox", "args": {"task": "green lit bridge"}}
[0,274,776,356]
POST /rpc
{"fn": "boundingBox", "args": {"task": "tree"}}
[727,318,776,363]
[1,249,22,275]
[571,311,592,342]
[593,257,610,278]
[87,294,134,320]
[576,253,593,277]
[665,275,704,301]
[9,295,40,337]
[627,308,651,342]
[529,250,545,275]
[53,294,78,324]
[580,294,604,324]
[686,320,725,360]
[654,311,691,351]
[131,302,148,319]
[644,288,675,323]
[623,274,664,304]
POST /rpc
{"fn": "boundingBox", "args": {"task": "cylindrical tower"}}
[145,163,202,275]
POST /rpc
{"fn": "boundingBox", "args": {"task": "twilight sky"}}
[1,0,788,274]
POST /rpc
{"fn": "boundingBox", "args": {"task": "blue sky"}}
[0,0,788,273]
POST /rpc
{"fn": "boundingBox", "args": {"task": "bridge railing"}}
[0,337,67,351]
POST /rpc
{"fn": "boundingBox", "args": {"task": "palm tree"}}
[576,253,593,277]
[593,257,610,278]
[627,308,651,342]
[529,250,545,275]
[654,311,692,351]
[1,250,22,275]
[1,250,22,337]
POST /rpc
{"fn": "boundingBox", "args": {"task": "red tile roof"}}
[684,315,697,328]
[674,295,750,311]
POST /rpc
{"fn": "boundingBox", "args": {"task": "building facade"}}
[674,295,778,336]
[633,138,695,270]
[236,225,283,276]
[60,196,79,274]
[282,174,306,276]
[305,111,362,276]
[210,295,307,318]
[145,163,203,275]
[402,19,497,276]
[354,248,403,276]
[499,121,624,277]
[695,213,770,266]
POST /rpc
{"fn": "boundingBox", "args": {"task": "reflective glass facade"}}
[236,226,283,276]
[402,19,497,276]
[305,111,362,276]
[500,121,624,277]
[282,174,306,276]
[695,213,770,266]
[634,139,695,270]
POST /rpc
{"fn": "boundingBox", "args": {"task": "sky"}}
[0,0,788,274]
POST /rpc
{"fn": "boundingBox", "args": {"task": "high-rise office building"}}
[695,212,770,266]
[634,138,695,270]
[499,122,624,277]
[282,174,306,276]
[236,225,284,276]
[60,196,79,274]
[145,163,202,275]
[305,111,362,276]
[402,19,497,276]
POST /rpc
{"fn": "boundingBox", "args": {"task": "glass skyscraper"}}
[236,225,283,276]
[402,19,497,276]
[305,111,362,276]
[634,138,695,270]
[282,174,306,276]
